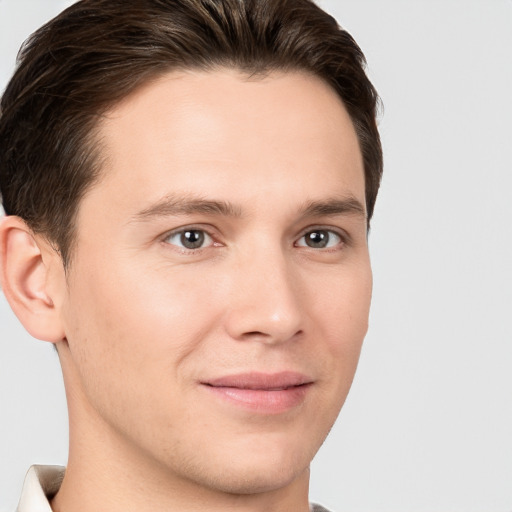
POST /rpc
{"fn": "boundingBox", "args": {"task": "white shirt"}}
[16,465,331,512]
[17,465,65,512]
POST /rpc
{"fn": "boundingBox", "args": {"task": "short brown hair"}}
[0,0,382,266]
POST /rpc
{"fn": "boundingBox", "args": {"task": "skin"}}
[0,69,372,512]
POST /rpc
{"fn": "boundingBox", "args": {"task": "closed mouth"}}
[201,372,313,413]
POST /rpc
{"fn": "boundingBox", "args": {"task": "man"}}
[0,0,382,511]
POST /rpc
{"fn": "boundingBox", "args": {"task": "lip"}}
[201,372,313,414]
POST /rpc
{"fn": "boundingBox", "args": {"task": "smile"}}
[201,372,313,414]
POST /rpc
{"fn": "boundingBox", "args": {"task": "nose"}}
[223,248,305,345]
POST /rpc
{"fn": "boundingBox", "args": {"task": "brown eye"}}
[297,229,342,249]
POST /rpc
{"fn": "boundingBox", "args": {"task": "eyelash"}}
[161,226,219,253]
[161,225,348,253]
[295,227,347,250]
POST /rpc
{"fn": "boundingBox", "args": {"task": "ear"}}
[0,216,66,343]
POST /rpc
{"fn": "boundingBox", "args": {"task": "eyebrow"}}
[132,194,243,221]
[298,196,367,220]
[131,193,366,222]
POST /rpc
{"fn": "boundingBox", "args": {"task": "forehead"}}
[80,69,365,223]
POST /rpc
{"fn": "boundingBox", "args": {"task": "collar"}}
[17,465,65,512]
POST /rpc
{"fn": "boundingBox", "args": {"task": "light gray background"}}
[1,1,511,511]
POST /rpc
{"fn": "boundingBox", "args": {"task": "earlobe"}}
[0,216,66,343]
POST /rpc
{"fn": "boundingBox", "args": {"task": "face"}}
[56,69,372,495]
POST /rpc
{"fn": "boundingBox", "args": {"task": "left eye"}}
[164,229,213,250]
[296,229,342,249]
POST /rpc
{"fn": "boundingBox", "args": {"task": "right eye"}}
[164,229,214,250]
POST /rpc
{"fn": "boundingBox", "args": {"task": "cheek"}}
[313,261,372,340]
[309,262,372,391]
[61,258,221,405]
[71,256,217,341]
[60,261,227,451]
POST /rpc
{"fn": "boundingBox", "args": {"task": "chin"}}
[179,435,316,496]
[200,459,309,495]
